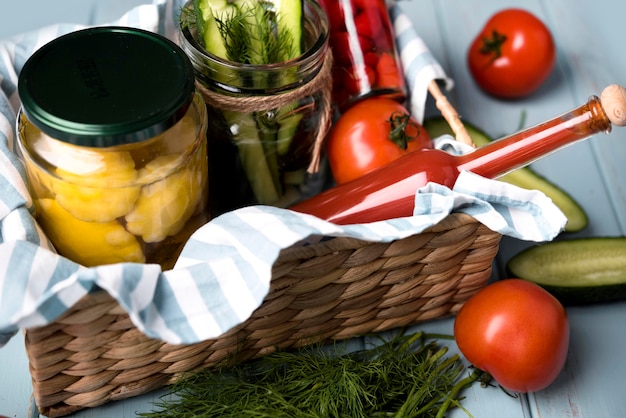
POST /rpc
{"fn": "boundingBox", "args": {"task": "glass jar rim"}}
[18,26,196,147]
[179,0,329,94]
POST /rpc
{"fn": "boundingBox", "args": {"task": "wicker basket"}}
[23,212,501,417]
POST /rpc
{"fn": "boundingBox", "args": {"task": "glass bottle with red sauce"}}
[290,85,626,224]
[318,0,407,111]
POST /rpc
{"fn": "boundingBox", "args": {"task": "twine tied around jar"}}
[195,50,334,174]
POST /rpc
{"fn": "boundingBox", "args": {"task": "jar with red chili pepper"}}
[319,0,407,112]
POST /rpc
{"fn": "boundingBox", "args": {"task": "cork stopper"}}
[600,84,626,127]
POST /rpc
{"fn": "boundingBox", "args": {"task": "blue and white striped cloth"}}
[389,2,453,123]
[0,1,567,347]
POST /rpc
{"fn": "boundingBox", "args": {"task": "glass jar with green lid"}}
[16,26,210,270]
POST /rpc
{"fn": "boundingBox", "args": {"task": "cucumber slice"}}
[423,117,588,232]
[507,237,626,305]
[193,0,232,58]
[274,0,303,58]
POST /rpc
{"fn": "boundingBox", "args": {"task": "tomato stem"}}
[480,29,507,61]
[387,111,422,150]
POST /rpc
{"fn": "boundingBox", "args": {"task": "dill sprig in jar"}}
[179,0,332,216]
[16,27,210,270]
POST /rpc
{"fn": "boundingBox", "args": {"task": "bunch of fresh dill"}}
[138,330,480,418]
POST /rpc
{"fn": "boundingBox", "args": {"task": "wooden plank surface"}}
[1,1,626,417]
[0,0,149,40]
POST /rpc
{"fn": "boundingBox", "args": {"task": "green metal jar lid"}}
[18,26,196,147]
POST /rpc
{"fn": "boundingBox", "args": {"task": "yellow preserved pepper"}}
[53,150,141,223]
[36,198,146,266]
[125,148,207,243]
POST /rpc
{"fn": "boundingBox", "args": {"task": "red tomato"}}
[330,32,374,67]
[454,279,569,393]
[317,0,347,32]
[375,52,403,89]
[343,65,376,94]
[327,98,432,184]
[351,0,385,14]
[364,51,379,69]
[354,6,386,39]
[467,9,555,99]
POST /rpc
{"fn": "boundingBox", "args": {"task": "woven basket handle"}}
[427,80,475,147]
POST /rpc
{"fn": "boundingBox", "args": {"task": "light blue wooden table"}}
[1,1,626,417]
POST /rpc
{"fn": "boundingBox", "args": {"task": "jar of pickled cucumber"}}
[16,27,210,270]
[179,0,333,216]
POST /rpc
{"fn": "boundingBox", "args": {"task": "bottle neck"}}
[457,96,611,178]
